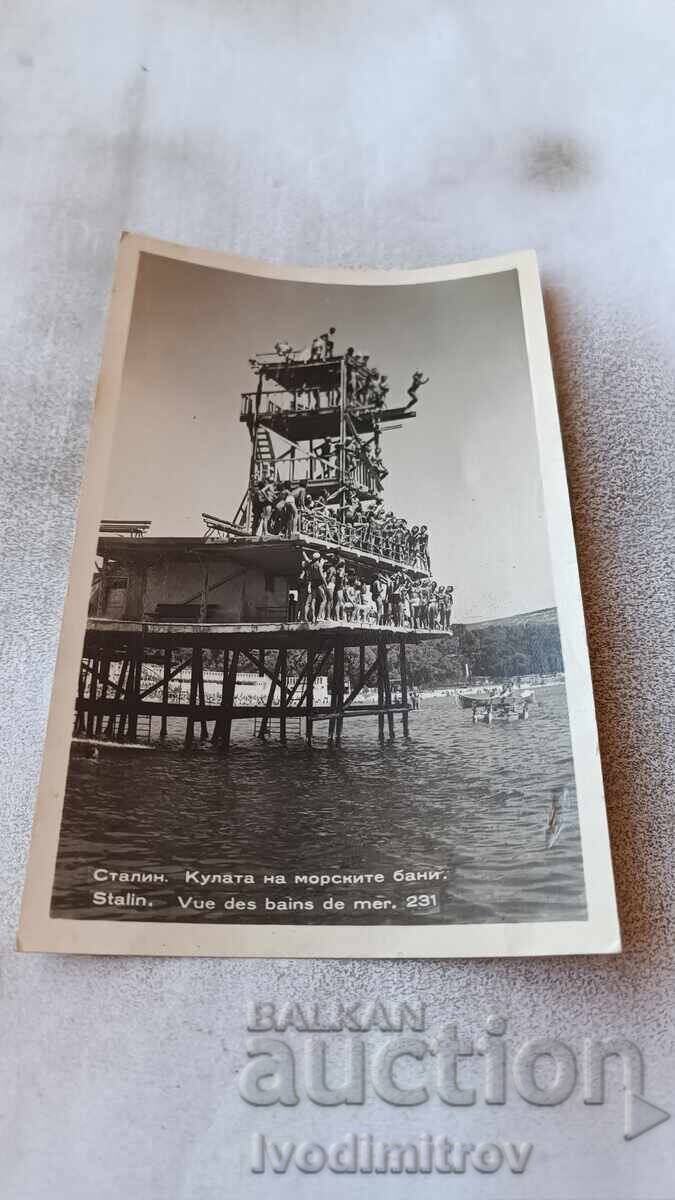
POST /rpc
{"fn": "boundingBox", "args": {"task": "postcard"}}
[18,235,620,956]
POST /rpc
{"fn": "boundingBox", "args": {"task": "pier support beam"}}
[382,642,395,740]
[258,651,282,740]
[79,623,431,747]
[160,646,171,737]
[86,654,99,738]
[184,643,201,748]
[399,638,410,736]
[279,647,288,744]
[335,641,345,744]
[95,653,110,736]
[74,660,87,736]
[106,654,128,739]
[305,648,314,745]
[213,648,239,749]
[196,650,209,741]
[377,642,385,743]
[126,635,143,742]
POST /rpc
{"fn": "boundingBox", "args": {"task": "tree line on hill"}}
[200,615,564,690]
[342,617,564,689]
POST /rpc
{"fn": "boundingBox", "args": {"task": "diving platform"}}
[97,529,430,581]
[241,390,415,442]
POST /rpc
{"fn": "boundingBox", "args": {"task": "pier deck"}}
[86,617,450,646]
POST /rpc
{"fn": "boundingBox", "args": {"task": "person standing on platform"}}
[333,556,347,621]
[317,436,333,477]
[427,583,439,631]
[374,374,389,408]
[345,346,357,402]
[252,479,276,536]
[390,572,403,627]
[445,585,454,629]
[419,525,430,571]
[372,573,386,625]
[321,327,336,358]
[306,551,328,621]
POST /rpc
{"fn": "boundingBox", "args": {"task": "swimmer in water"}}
[545,785,569,849]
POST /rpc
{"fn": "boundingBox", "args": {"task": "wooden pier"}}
[74,619,449,748]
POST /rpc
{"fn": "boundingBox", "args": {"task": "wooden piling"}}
[278,647,288,744]
[382,643,395,739]
[305,647,314,744]
[377,642,385,742]
[212,648,229,744]
[258,651,282,740]
[399,638,410,735]
[184,643,200,748]
[74,660,87,735]
[196,648,209,741]
[86,654,98,737]
[160,646,171,737]
[328,646,340,744]
[333,640,345,744]
[126,636,143,742]
[78,620,438,747]
[106,654,129,739]
[214,649,239,749]
[223,649,239,748]
[95,653,110,736]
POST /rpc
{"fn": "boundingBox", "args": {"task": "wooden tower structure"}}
[76,344,451,749]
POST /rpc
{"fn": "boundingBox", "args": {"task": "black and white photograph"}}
[19,236,619,957]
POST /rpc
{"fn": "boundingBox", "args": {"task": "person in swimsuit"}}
[306,552,328,621]
[321,327,336,358]
[419,525,430,571]
[332,557,347,620]
[252,480,276,536]
[390,572,403,627]
[406,370,429,408]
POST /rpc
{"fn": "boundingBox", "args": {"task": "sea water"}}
[51,684,586,924]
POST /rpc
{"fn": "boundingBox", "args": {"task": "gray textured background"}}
[1,3,673,1198]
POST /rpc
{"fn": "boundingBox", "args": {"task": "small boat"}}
[459,685,533,711]
[462,686,534,723]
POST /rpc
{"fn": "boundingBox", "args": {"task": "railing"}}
[241,389,341,420]
[254,451,382,494]
[297,510,429,572]
[254,453,335,486]
[100,520,151,539]
[349,454,384,494]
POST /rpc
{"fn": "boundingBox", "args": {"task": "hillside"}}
[467,607,558,630]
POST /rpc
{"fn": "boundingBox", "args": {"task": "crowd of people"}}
[249,326,430,415]
[252,482,431,572]
[246,328,447,629]
[292,549,454,630]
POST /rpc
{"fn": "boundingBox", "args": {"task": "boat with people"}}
[459,682,534,722]
[459,683,534,709]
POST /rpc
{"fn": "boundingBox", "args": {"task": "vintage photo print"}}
[19,236,620,957]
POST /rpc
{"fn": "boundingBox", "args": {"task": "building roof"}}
[97,534,431,580]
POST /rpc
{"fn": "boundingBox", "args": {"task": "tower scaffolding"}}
[81,341,451,748]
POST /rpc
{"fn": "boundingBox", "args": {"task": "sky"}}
[104,251,556,623]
